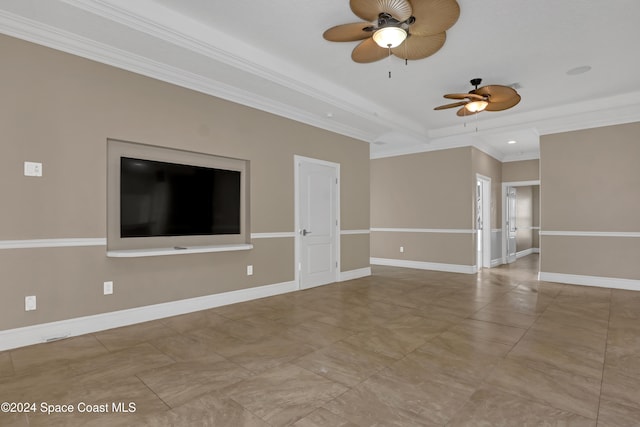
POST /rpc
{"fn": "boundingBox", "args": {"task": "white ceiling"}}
[1,0,640,160]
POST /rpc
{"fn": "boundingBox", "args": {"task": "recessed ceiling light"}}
[566,65,592,76]
[507,140,517,144]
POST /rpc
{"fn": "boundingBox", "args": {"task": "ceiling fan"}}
[323,0,460,63]
[434,78,521,116]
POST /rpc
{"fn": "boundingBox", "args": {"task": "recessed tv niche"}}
[107,139,250,253]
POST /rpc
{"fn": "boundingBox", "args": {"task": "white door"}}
[506,186,517,263]
[476,175,492,270]
[476,180,483,269]
[296,157,339,289]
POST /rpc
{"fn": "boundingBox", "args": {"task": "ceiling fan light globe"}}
[372,27,407,48]
[465,100,488,113]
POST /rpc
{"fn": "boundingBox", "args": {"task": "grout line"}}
[595,289,613,425]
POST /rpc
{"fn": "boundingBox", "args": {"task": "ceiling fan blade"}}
[475,85,519,103]
[434,101,467,110]
[323,22,373,42]
[443,92,484,100]
[391,32,445,60]
[456,105,481,117]
[485,94,522,111]
[350,0,413,22]
[351,38,389,63]
[410,0,460,36]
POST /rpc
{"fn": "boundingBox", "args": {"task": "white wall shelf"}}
[107,244,253,258]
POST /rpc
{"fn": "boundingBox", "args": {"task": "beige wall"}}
[540,122,640,280]
[0,35,370,330]
[370,147,504,269]
[502,159,539,182]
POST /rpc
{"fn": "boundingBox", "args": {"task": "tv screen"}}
[120,157,241,238]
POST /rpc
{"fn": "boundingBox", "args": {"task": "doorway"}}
[294,155,340,289]
[502,180,540,264]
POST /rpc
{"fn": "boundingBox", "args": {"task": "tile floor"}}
[1,255,639,426]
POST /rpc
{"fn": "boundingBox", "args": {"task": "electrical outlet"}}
[103,281,113,295]
[25,295,37,311]
[247,265,253,276]
[24,161,43,177]
[400,246,404,253]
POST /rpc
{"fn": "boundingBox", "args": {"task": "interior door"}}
[297,158,338,289]
[506,186,517,263]
[476,180,483,269]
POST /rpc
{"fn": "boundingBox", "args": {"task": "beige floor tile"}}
[68,342,174,379]
[215,335,316,373]
[294,339,396,387]
[292,407,358,427]
[225,364,348,426]
[0,351,15,377]
[507,334,605,379]
[137,359,253,408]
[447,387,596,427]
[324,368,473,426]
[446,319,527,347]
[159,309,228,333]
[601,366,640,411]
[597,399,640,427]
[470,305,539,328]
[93,320,177,352]
[278,319,356,350]
[10,335,109,373]
[148,333,228,362]
[487,358,602,419]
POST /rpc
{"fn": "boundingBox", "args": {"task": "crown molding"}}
[58,0,425,136]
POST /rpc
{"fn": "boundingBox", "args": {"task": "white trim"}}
[339,267,372,282]
[106,244,253,258]
[503,180,540,187]
[371,228,475,234]
[251,232,296,239]
[491,258,504,267]
[533,248,540,254]
[370,257,476,274]
[0,238,106,250]
[516,248,535,259]
[538,272,640,291]
[340,229,370,235]
[0,280,297,351]
[540,231,640,238]
[491,229,502,233]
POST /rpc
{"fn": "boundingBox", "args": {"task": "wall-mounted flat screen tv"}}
[120,157,241,238]
[107,139,250,253]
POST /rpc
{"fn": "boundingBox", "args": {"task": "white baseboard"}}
[0,280,297,352]
[491,258,504,267]
[370,257,476,274]
[516,248,535,259]
[532,248,540,254]
[539,272,640,291]
[339,267,371,282]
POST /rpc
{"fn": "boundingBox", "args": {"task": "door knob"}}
[301,229,312,236]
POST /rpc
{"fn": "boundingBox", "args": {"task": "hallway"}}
[1,255,638,426]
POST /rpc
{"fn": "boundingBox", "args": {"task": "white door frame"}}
[476,174,492,271]
[294,155,340,289]
[501,180,540,264]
